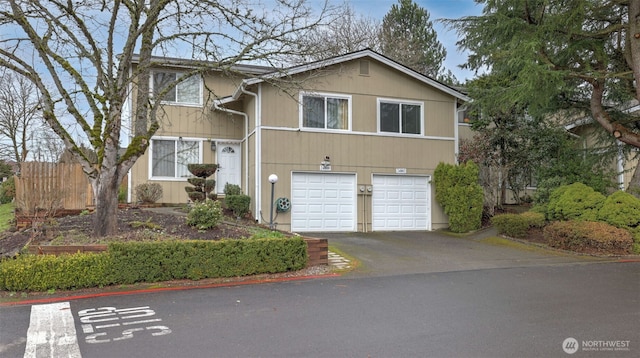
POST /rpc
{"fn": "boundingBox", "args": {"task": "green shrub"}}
[0,177,15,204]
[135,183,163,204]
[546,183,605,221]
[106,238,307,283]
[0,253,113,291]
[118,185,127,203]
[543,221,633,255]
[434,161,484,233]
[226,195,251,218]
[0,237,308,291]
[492,211,545,238]
[519,211,546,228]
[224,183,242,196]
[492,214,529,238]
[187,199,223,229]
[596,191,640,229]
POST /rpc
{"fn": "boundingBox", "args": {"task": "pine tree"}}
[379,0,447,79]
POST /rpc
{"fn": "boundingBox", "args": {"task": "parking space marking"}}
[78,306,171,344]
[24,302,81,358]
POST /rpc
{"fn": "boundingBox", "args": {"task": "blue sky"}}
[347,0,484,81]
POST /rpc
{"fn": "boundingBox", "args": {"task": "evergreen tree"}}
[445,1,640,190]
[379,0,448,80]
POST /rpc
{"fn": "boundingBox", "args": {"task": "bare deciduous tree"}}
[0,71,41,168]
[0,0,336,236]
[292,2,380,62]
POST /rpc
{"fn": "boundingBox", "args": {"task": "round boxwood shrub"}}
[187,199,223,230]
[546,182,605,221]
[596,191,640,229]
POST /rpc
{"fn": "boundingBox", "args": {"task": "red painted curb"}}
[0,273,340,307]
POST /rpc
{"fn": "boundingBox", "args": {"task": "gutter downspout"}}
[455,102,462,164]
[211,101,250,196]
[617,142,625,190]
[240,85,261,223]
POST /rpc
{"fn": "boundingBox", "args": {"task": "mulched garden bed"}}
[0,206,268,258]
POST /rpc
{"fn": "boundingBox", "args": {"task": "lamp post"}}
[268,174,278,230]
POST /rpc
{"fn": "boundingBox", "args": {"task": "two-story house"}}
[128,49,470,233]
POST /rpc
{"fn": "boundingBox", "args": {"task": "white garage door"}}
[291,173,356,232]
[372,175,431,231]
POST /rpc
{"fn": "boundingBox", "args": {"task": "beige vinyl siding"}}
[129,69,249,204]
[458,123,475,142]
[260,130,455,170]
[258,130,452,230]
[129,54,463,231]
[257,64,457,137]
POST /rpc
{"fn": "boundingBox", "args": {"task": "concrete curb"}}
[0,273,340,307]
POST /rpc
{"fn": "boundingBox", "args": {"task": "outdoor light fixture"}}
[268,174,278,230]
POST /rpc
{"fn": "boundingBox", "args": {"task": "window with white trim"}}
[378,99,423,135]
[151,138,201,179]
[152,71,202,105]
[301,93,351,130]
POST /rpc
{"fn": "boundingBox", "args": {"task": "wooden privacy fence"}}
[14,162,94,217]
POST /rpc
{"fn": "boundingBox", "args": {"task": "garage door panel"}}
[372,175,431,231]
[291,173,356,232]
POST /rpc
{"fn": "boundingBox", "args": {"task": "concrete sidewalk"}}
[311,228,612,277]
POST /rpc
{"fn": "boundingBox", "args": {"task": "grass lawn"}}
[0,203,13,232]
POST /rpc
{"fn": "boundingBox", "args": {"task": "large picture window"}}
[151,138,201,179]
[301,93,350,130]
[152,71,201,105]
[378,99,423,135]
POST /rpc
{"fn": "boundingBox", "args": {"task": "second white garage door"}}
[291,173,357,232]
[372,175,431,231]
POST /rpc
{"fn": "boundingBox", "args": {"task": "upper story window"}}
[378,99,423,135]
[301,92,351,130]
[152,71,202,106]
[150,138,202,179]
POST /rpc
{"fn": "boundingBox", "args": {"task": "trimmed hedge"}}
[543,221,633,255]
[0,252,112,292]
[0,237,307,292]
[492,211,545,238]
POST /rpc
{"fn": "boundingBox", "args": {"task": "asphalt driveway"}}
[311,228,611,277]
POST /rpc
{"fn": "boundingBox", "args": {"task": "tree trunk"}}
[629,0,640,104]
[91,162,122,237]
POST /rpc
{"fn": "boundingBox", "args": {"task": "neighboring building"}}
[565,102,640,191]
[128,49,470,232]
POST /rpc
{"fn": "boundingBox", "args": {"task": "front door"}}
[216,143,241,194]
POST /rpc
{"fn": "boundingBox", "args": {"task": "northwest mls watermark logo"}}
[563,337,631,354]
[563,338,579,354]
